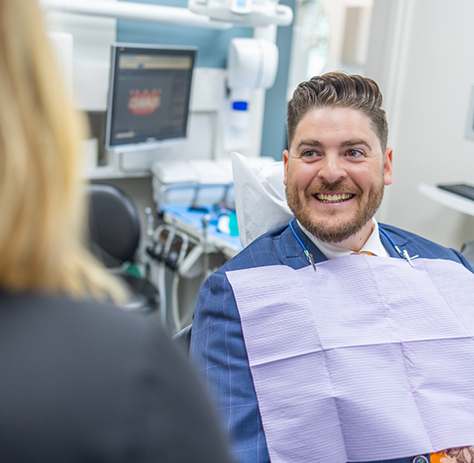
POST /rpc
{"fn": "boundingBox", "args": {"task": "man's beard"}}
[285,177,385,244]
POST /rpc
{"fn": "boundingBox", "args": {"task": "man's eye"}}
[301,151,320,160]
[347,149,363,158]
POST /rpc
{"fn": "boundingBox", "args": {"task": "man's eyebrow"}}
[296,139,373,150]
[296,139,323,149]
[340,139,371,148]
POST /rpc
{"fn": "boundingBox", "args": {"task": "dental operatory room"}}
[3,0,474,461]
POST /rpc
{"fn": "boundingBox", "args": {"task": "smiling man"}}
[284,105,392,249]
[190,73,474,463]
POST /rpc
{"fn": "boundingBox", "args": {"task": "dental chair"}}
[87,183,160,314]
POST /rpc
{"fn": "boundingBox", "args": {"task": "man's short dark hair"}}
[287,72,388,151]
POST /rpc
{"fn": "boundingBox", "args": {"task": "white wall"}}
[367,0,474,250]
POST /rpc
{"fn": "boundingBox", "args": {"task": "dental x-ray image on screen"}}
[105,44,196,151]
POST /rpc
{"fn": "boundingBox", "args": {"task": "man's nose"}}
[317,155,347,183]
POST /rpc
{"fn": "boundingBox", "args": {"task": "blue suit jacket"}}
[190,221,473,463]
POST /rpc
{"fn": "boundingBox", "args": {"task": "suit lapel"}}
[278,220,327,269]
[378,225,409,259]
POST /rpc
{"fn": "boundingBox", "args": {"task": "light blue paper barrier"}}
[227,256,474,463]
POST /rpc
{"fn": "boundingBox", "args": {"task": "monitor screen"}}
[105,44,196,151]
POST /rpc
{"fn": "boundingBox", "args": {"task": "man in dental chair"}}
[190,72,474,463]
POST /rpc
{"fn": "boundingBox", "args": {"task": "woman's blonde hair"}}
[0,0,128,302]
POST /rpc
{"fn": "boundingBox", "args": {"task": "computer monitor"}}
[105,43,196,152]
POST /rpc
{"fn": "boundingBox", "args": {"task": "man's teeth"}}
[316,193,353,203]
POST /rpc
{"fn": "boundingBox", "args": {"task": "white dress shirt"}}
[297,218,390,259]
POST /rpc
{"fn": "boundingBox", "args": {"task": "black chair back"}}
[86,183,159,314]
[87,184,140,267]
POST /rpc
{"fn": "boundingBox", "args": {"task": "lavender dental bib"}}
[226,256,474,463]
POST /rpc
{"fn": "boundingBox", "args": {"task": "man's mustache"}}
[305,182,362,197]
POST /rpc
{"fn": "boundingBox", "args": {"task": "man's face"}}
[283,106,393,247]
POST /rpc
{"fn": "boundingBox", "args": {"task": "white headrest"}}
[232,152,293,248]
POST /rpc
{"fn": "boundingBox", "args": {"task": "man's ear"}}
[383,147,393,186]
[283,150,289,186]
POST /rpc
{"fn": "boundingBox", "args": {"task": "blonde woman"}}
[0,0,232,461]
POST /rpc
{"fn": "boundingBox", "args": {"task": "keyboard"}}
[437,183,474,201]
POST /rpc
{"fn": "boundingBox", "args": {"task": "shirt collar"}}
[297,218,390,259]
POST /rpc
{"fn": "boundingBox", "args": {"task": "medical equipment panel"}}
[148,158,244,332]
